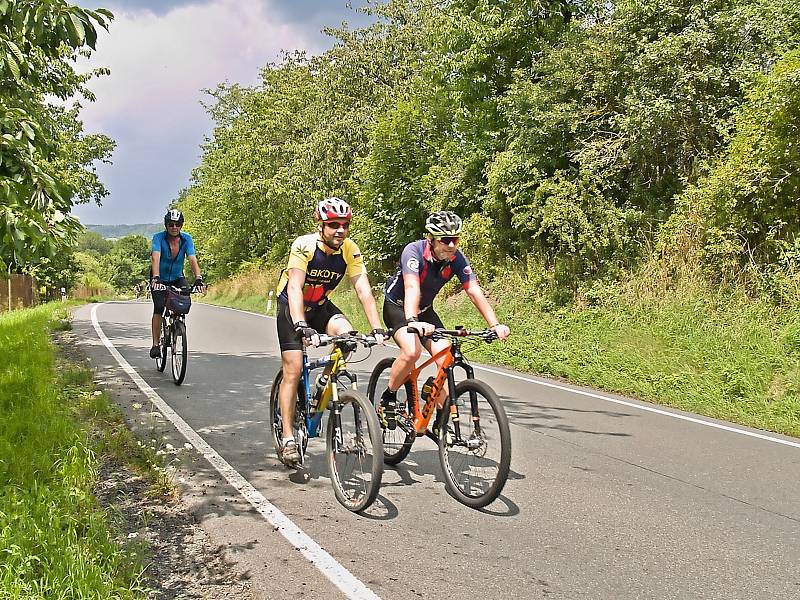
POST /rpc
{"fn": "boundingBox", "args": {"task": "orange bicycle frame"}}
[406,345,455,434]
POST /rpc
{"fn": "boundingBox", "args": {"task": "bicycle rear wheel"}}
[438,379,511,508]
[171,320,187,385]
[155,319,168,372]
[366,357,414,465]
[326,389,383,512]
[269,369,306,465]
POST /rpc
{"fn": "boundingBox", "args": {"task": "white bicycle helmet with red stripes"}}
[315,197,352,221]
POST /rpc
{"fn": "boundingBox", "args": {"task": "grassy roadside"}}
[202,266,800,439]
[0,303,172,598]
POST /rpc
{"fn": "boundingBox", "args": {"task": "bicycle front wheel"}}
[438,379,511,508]
[155,320,168,372]
[326,389,383,512]
[171,320,187,385]
[367,357,414,465]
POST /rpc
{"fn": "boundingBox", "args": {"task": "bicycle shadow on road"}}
[499,392,635,438]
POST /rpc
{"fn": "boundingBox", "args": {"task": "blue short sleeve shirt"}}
[151,231,196,281]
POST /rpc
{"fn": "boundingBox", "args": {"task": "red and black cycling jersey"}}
[276,234,366,311]
[384,239,476,311]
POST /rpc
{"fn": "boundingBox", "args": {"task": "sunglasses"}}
[325,221,350,231]
[166,222,182,228]
[436,236,459,245]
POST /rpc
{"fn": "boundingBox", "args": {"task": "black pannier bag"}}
[166,288,191,314]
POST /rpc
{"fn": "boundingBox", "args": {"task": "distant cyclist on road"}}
[275,197,386,465]
[378,210,510,428]
[149,209,205,359]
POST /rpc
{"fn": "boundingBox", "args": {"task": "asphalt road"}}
[73,301,800,600]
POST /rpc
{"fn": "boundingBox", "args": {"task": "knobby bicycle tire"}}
[438,379,511,508]
[269,369,306,466]
[326,389,383,512]
[155,320,168,372]
[367,357,415,465]
[171,320,187,385]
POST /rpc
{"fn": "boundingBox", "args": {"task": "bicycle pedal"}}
[466,436,483,450]
[397,414,414,434]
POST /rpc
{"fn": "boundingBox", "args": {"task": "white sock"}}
[282,436,295,446]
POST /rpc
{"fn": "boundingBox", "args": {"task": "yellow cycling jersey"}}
[276,234,367,310]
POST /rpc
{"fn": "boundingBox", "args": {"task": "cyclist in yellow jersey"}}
[275,197,386,465]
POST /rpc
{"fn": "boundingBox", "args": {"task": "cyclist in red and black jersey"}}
[379,211,510,429]
[275,197,386,465]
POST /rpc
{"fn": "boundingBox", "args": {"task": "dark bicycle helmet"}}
[425,211,463,237]
[315,197,352,222]
[164,208,184,226]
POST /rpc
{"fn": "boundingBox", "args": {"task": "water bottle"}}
[421,376,435,402]
[311,373,329,409]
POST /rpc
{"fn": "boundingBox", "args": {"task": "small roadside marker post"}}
[267,290,273,314]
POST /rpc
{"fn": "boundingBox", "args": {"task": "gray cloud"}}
[71,0,375,226]
[77,1,199,16]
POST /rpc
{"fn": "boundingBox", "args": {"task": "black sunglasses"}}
[166,222,182,228]
[325,221,350,230]
[437,236,459,245]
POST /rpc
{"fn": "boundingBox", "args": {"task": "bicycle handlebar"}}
[314,331,382,348]
[151,283,206,294]
[407,326,498,343]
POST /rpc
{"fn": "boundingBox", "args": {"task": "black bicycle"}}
[152,284,201,385]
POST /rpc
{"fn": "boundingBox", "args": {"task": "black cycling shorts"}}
[152,277,188,315]
[277,300,344,352]
[383,299,443,333]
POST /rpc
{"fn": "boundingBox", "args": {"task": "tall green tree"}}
[663,47,800,286]
[0,1,113,271]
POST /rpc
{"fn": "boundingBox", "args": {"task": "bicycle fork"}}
[446,364,484,450]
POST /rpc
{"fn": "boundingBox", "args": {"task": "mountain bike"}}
[270,332,384,512]
[367,328,511,508]
[152,283,202,385]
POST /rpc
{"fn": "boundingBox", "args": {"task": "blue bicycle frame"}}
[301,354,329,438]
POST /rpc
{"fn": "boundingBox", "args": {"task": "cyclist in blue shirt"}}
[379,211,510,429]
[149,209,204,358]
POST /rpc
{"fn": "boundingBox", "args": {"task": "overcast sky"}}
[71,0,374,225]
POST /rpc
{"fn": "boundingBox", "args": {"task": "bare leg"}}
[387,326,422,391]
[151,314,162,347]
[279,350,303,438]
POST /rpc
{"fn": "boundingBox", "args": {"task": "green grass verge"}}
[201,269,800,439]
[0,303,146,598]
[202,292,272,315]
[443,283,800,438]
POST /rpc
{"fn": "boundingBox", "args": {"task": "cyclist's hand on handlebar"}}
[490,323,510,341]
[370,328,388,345]
[193,277,207,294]
[406,319,435,337]
[294,321,320,347]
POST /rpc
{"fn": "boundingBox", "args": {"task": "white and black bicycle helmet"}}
[425,211,462,237]
[315,197,352,222]
[164,208,184,226]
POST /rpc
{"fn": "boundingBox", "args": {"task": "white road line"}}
[90,304,381,600]
[196,302,800,450]
[471,364,800,450]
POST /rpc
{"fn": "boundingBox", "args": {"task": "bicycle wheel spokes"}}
[270,370,307,466]
[327,390,383,512]
[439,379,511,508]
[171,320,187,385]
[155,320,168,372]
[367,357,414,465]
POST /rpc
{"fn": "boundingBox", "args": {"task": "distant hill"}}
[85,223,162,239]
